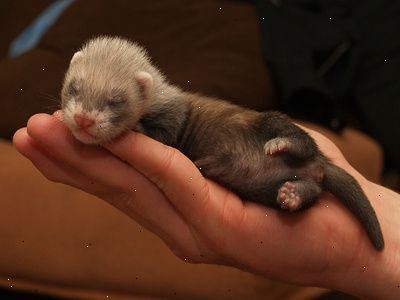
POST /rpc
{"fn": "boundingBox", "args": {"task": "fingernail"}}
[53,110,63,121]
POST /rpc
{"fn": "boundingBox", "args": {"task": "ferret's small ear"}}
[70,51,83,65]
[134,71,153,101]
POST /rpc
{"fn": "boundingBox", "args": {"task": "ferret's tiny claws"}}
[264,137,290,156]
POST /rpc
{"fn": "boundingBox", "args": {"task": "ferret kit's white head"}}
[61,36,161,144]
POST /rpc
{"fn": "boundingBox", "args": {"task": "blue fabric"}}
[8,0,75,58]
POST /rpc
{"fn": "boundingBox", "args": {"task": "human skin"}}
[13,113,400,299]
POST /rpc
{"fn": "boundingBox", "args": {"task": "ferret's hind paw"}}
[277,181,302,211]
[264,137,291,155]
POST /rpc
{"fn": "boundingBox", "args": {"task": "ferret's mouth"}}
[77,127,94,137]
[73,128,100,144]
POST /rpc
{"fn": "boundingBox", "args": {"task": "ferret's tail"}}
[322,163,384,251]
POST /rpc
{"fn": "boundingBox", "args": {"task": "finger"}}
[13,127,101,193]
[26,113,139,190]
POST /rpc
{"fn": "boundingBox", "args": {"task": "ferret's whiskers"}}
[38,92,61,113]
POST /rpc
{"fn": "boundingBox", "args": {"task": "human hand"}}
[13,113,400,299]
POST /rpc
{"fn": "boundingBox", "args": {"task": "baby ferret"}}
[61,36,384,250]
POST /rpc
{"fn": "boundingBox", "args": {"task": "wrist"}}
[323,182,400,299]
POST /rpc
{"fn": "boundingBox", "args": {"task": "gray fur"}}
[61,36,384,250]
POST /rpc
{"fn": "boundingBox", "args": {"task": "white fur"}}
[70,51,83,65]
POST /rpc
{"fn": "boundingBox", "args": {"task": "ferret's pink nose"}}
[74,114,94,128]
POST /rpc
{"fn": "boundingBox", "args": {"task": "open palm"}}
[13,113,378,290]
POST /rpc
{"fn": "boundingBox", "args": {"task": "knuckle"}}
[162,145,178,170]
[150,145,178,189]
[197,179,211,207]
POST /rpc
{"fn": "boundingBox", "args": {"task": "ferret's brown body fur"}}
[61,37,384,250]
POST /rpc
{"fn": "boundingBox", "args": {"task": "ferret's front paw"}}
[277,181,302,212]
[264,137,290,155]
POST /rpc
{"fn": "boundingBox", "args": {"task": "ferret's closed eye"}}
[68,81,78,96]
[108,97,125,108]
